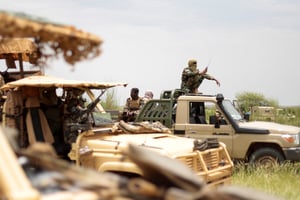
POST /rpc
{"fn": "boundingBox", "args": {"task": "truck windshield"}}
[222,100,243,121]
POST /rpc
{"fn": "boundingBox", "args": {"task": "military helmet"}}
[188,59,197,67]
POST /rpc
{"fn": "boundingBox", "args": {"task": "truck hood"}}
[239,121,300,134]
[85,133,196,157]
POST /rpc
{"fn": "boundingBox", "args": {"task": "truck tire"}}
[249,148,284,166]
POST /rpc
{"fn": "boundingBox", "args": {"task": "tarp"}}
[0,75,127,91]
[0,11,102,65]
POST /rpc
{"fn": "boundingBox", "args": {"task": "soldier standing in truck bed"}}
[181,59,220,93]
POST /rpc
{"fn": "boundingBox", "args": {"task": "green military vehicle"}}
[0,75,233,188]
[135,89,300,165]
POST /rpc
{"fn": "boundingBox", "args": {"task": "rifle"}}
[71,89,106,122]
[85,90,105,113]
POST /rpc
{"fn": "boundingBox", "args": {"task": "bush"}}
[101,89,121,110]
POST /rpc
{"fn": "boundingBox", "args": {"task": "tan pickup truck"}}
[136,89,300,166]
[0,75,233,188]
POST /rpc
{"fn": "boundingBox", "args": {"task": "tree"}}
[101,89,121,110]
[235,91,279,113]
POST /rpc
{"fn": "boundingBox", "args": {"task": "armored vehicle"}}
[0,75,233,187]
[68,120,233,187]
[135,89,300,166]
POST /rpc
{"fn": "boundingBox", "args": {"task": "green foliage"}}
[235,91,300,126]
[233,162,300,200]
[275,106,300,127]
[101,89,121,110]
[235,91,279,113]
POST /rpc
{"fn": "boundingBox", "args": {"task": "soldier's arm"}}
[203,74,221,86]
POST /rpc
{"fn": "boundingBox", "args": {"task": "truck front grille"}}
[176,155,203,171]
[174,146,233,184]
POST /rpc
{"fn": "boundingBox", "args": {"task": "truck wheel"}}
[249,148,284,167]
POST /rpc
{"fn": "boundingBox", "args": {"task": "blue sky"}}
[1,0,300,106]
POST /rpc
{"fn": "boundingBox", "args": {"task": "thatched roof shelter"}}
[0,38,38,63]
[0,11,102,66]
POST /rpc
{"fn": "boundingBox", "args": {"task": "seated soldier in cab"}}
[209,110,227,128]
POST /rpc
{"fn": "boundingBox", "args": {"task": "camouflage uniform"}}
[122,88,144,122]
[181,59,218,93]
[123,97,143,113]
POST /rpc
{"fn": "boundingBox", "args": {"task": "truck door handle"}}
[213,132,230,136]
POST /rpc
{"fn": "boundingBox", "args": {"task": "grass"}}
[269,106,300,127]
[232,162,300,200]
[230,107,300,200]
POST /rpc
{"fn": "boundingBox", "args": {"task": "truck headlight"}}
[281,134,299,145]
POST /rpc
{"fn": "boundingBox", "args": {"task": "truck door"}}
[185,101,234,155]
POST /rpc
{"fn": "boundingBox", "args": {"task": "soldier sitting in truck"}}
[142,90,154,104]
[63,88,89,144]
[121,88,144,122]
[209,110,227,128]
